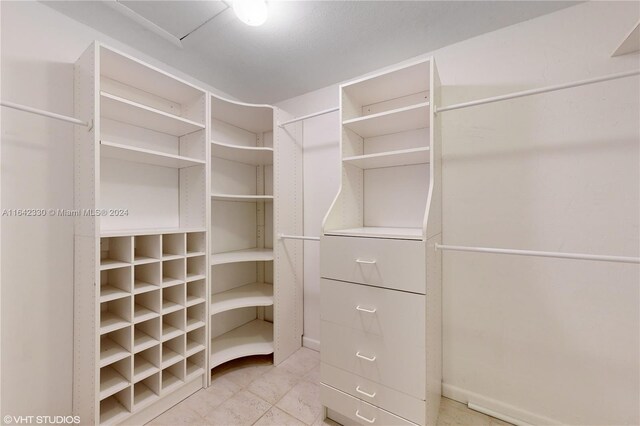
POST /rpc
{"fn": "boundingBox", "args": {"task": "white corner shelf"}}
[210,193,274,202]
[101,141,205,169]
[210,282,274,316]
[101,92,205,137]
[210,319,274,369]
[343,102,430,138]
[325,226,423,240]
[210,248,274,266]
[211,141,273,165]
[100,338,130,368]
[343,147,430,169]
[99,366,129,400]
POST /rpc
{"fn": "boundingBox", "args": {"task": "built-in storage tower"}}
[74,43,209,425]
[209,96,303,373]
[320,58,442,425]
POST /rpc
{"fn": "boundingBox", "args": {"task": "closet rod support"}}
[278,107,339,127]
[435,69,640,114]
[278,233,320,241]
[435,244,640,264]
[1,100,89,127]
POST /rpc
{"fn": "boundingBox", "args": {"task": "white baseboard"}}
[442,383,562,426]
[302,336,320,352]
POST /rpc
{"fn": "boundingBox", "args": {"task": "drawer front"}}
[321,320,425,399]
[321,363,425,425]
[321,278,425,347]
[321,383,418,426]
[320,236,425,294]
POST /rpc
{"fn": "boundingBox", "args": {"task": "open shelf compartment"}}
[210,319,274,369]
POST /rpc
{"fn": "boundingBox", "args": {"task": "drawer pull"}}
[355,410,376,424]
[355,305,377,313]
[355,258,377,265]
[355,351,376,362]
[355,385,376,398]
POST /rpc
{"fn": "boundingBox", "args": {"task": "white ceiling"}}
[44,1,579,104]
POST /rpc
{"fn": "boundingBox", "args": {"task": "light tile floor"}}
[147,348,511,426]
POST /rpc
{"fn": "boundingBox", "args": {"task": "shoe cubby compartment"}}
[162,284,185,314]
[100,236,133,270]
[162,258,185,287]
[162,233,185,259]
[186,279,206,307]
[100,357,131,401]
[161,361,185,394]
[186,303,206,332]
[162,335,184,368]
[100,386,132,425]
[100,297,132,335]
[133,345,160,383]
[185,351,205,380]
[186,232,205,256]
[186,256,205,282]
[186,328,206,356]
[162,310,185,341]
[100,327,131,368]
[134,317,161,353]
[134,235,161,264]
[100,266,132,303]
[133,372,160,409]
[134,290,161,323]
[134,262,161,295]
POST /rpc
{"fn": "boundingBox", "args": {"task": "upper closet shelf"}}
[211,141,273,166]
[210,248,274,266]
[210,194,274,202]
[343,102,430,138]
[101,228,206,238]
[101,141,205,169]
[210,282,274,316]
[325,226,423,240]
[101,92,205,137]
[343,147,429,169]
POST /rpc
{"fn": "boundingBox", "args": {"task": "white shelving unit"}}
[74,43,209,425]
[211,141,273,165]
[321,58,442,426]
[210,320,274,369]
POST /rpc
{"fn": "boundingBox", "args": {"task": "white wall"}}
[277,2,640,424]
[0,1,234,417]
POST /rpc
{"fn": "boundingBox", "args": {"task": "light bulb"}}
[233,0,268,27]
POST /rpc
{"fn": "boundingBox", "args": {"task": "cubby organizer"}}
[321,58,442,426]
[74,41,208,425]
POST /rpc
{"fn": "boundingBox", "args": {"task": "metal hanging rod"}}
[1,100,89,127]
[436,244,640,264]
[278,234,320,241]
[435,69,640,114]
[278,107,339,127]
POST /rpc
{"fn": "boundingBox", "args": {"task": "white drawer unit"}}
[320,236,426,294]
[321,363,425,425]
[320,57,442,425]
[321,383,418,426]
[320,278,425,347]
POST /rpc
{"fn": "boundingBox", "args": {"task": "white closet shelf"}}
[211,141,273,165]
[133,382,158,409]
[100,312,130,335]
[134,307,159,324]
[161,349,183,368]
[186,251,206,258]
[162,325,183,342]
[100,396,130,425]
[186,295,206,307]
[100,366,129,400]
[210,319,274,369]
[134,280,158,295]
[100,259,130,271]
[133,331,158,353]
[133,358,158,383]
[325,226,423,240]
[133,256,160,265]
[161,370,183,393]
[186,360,204,380]
[210,193,274,202]
[343,102,430,138]
[101,141,206,169]
[210,248,274,265]
[101,228,206,238]
[100,338,130,368]
[162,300,183,315]
[186,340,206,357]
[343,147,430,169]
[162,277,183,288]
[210,282,274,316]
[186,273,206,282]
[100,286,130,303]
[186,317,206,332]
[101,92,205,137]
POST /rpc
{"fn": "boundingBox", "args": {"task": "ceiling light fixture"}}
[233,0,268,27]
